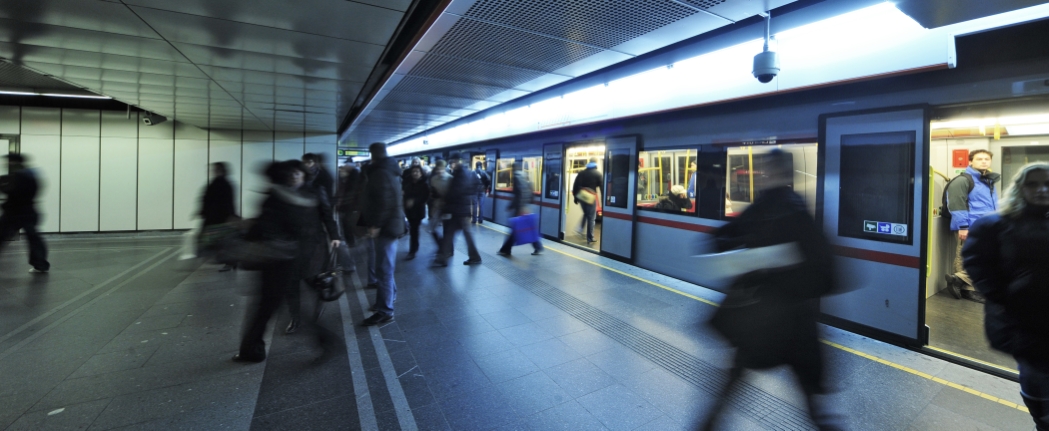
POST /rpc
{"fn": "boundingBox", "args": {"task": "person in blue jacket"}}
[944,149,1000,303]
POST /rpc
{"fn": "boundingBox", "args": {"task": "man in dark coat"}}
[302,153,335,199]
[571,157,602,243]
[699,149,841,431]
[496,161,542,256]
[0,153,50,273]
[360,143,405,326]
[433,152,481,266]
[402,165,430,260]
[200,162,238,270]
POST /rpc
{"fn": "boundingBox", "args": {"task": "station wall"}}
[0,105,336,233]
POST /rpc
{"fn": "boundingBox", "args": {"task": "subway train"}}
[383,21,1049,379]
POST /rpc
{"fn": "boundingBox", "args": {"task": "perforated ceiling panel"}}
[464,0,699,49]
[430,19,603,72]
[677,0,729,10]
[410,54,547,90]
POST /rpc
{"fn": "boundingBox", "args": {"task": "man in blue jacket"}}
[945,149,1000,303]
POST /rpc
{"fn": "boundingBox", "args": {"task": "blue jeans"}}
[1019,359,1049,429]
[579,202,596,242]
[473,193,485,222]
[370,236,398,315]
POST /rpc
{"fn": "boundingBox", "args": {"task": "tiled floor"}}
[0,227,1036,430]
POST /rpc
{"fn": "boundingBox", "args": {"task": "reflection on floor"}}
[926,290,1016,369]
[562,220,602,250]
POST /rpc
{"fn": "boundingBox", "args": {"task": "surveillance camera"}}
[753,50,779,84]
[142,113,167,126]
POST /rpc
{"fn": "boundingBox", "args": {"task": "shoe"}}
[368,304,377,312]
[463,259,482,265]
[406,252,416,261]
[28,267,48,274]
[285,319,299,334]
[531,250,543,255]
[586,238,596,244]
[497,251,510,257]
[962,289,986,304]
[478,220,483,225]
[232,354,265,363]
[218,264,235,272]
[361,313,394,326]
[944,274,962,299]
[432,260,448,267]
[365,283,379,290]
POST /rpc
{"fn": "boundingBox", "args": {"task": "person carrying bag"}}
[497,161,543,256]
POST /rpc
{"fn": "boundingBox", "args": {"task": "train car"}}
[393,20,1049,378]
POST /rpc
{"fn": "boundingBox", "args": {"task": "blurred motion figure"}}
[200,162,238,271]
[964,162,1049,430]
[0,153,49,273]
[699,149,841,430]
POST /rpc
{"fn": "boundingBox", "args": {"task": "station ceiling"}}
[0,0,410,132]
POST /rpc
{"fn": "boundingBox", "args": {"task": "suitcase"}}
[509,213,539,245]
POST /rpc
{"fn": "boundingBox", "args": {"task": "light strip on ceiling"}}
[1003,124,1049,136]
[0,90,111,99]
[932,114,1049,129]
[389,2,928,155]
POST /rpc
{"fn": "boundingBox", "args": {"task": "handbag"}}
[509,213,539,245]
[575,187,597,205]
[308,247,345,302]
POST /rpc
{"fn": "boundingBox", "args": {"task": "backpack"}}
[940,173,974,223]
[475,170,491,193]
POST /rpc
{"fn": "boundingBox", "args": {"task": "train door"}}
[540,143,563,239]
[818,107,929,344]
[599,136,638,260]
[482,150,497,221]
[561,143,605,251]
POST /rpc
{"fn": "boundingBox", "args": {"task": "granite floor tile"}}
[5,398,111,431]
[67,344,160,379]
[521,399,608,431]
[409,402,452,431]
[575,384,663,431]
[250,394,358,431]
[517,337,582,370]
[496,371,571,417]
[438,384,519,431]
[473,349,540,384]
[543,358,618,399]
[458,329,518,359]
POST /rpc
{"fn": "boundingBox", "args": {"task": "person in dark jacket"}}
[571,157,602,243]
[233,160,341,363]
[403,165,430,260]
[200,162,238,271]
[698,149,841,431]
[654,185,693,213]
[964,162,1049,429]
[360,142,405,326]
[473,162,491,224]
[303,153,334,199]
[336,159,364,248]
[434,153,482,266]
[0,153,49,273]
[497,161,542,256]
[945,149,1000,303]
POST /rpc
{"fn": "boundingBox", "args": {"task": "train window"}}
[637,149,697,214]
[522,156,543,196]
[837,131,915,244]
[606,148,630,208]
[544,146,562,200]
[724,144,818,218]
[495,158,514,191]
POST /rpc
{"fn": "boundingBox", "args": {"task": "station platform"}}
[0,225,1036,430]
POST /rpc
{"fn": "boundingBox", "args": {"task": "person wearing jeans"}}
[360,143,405,326]
[571,157,602,244]
[434,153,482,266]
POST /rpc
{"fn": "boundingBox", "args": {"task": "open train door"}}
[539,143,562,240]
[818,107,930,345]
[483,149,498,221]
[599,136,639,261]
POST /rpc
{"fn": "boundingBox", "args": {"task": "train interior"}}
[926,101,1049,371]
[562,144,605,250]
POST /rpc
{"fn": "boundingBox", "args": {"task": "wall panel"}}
[62,109,101,137]
[241,139,273,219]
[173,139,208,229]
[138,138,174,230]
[21,108,61,135]
[60,136,101,232]
[101,111,138,137]
[99,137,138,231]
[20,135,61,232]
[274,131,303,161]
[0,106,19,134]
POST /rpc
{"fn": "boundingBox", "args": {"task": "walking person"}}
[199,162,238,271]
[473,161,491,224]
[233,160,341,363]
[963,162,1049,430]
[285,158,342,335]
[698,150,842,431]
[360,143,405,326]
[945,149,1001,303]
[497,161,542,257]
[403,165,430,260]
[0,153,50,273]
[433,153,482,266]
[571,157,602,244]
[428,158,452,251]
[335,159,364,275]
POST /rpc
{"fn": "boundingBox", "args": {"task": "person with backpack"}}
[944,149,1001,303]
[472,161,491,224]
[571,158,603,244]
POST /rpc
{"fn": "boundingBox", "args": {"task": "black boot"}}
[1022,393,1049,431]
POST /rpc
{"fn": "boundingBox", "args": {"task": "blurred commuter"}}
[401,157,423,183]
[963,162,1049,430]
[699,149,841,431]
[654,184,693,213]
[686,161,698,198]
[473,162,491,224]
[945,149,1000,303]
[360,142,405,326]
[497,161,542,256]
[434,153,481,266]
[285,158,342,335]
[200,162,238,271]
[302,153,334,199]
[0,153,49,273]
[234,161,341,363]
[572,157,602,243]
[428,159,452,249]
[403,165,430,260]
[336,159,364,250]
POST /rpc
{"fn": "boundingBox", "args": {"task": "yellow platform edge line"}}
[477,224,1029,413]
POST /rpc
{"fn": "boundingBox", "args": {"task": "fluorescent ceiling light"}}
[932,113,1049,129]
[1005,124,1049,136]
[0,90,38,96]
[0,90,111,99]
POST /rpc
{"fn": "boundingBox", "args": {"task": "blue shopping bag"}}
[509,213,539,245]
